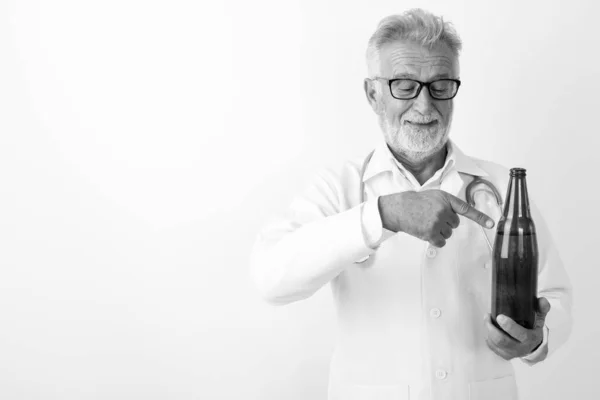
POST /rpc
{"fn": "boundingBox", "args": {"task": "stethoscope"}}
[359,149,504,253]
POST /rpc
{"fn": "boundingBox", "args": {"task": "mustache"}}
[401,114,441,124]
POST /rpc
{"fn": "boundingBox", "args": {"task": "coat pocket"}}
[469,375,518,400]
[330,383,411,400]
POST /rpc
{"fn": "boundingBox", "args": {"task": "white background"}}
[0,0,597,399]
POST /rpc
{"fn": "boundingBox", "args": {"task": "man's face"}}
[369,41,459,161]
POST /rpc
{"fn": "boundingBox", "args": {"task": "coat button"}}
[435,370,448,380]
[430,308,442,319]
[426,248,437,258]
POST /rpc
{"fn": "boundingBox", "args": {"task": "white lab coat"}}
[249,138,573,400]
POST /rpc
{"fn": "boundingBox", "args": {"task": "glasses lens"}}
[390,80,420,99]
[429,80,458,99]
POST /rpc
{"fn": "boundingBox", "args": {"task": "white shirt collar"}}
[362,137,488,183]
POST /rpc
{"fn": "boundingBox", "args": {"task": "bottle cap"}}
[510,168,527,176]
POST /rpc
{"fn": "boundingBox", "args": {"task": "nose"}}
[411,85,435,113]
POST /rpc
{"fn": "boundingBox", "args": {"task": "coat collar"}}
[361,137,488,183]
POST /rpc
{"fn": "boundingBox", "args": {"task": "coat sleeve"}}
[519,200,574,365]
[249,166,378,305]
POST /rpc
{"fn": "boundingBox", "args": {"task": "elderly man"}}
[250,9,572,400]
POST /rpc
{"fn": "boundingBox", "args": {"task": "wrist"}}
[530,335,543,353]
[378,193,403,233]
[378,195,392,232]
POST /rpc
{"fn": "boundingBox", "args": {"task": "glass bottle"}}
[491,168,538,330]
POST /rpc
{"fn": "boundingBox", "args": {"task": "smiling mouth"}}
[406,120,438,127]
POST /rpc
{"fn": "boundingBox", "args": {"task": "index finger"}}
[445,193,495,229]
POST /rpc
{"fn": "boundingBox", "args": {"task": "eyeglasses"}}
[372,78,461,100]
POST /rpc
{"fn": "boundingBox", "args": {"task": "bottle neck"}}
[503,173,531,219]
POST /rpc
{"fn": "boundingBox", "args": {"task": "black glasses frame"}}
[373,78,462,100]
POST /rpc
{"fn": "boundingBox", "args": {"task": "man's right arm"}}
[249,169,494,305]
[249,168,383,305]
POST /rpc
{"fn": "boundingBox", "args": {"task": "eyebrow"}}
[391,72,456,80]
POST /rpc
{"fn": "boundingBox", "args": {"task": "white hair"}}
[366,9,462,78]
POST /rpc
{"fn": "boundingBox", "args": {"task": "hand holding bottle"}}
[484,297,551,360]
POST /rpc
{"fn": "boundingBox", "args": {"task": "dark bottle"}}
[491,168,538,330]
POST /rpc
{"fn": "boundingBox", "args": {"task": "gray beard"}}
[379,111,452,163]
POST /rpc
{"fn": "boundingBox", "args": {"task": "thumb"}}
[534,297,551,329]
[445,193,495,229]
[537,297,551,316]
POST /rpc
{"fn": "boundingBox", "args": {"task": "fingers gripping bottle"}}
[491,168,539,329]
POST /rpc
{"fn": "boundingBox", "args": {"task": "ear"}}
[364,78,383,115]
